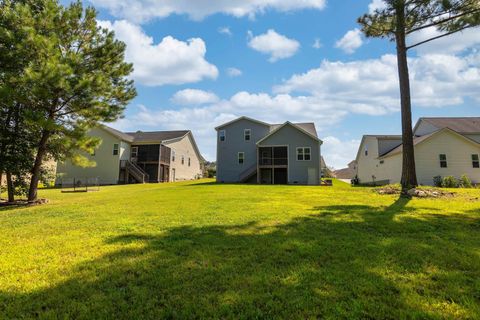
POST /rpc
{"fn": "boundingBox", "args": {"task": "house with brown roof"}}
[56,125,204,185]
[355,117,480,185]
[215,116,322,185]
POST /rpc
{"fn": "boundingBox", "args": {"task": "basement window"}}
[439,154,447,168]
[238,152,245,164]
[472,154,479,168]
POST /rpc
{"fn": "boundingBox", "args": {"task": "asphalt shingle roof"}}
[421,117,480,133]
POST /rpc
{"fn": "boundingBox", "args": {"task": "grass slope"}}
[1,180,479,319]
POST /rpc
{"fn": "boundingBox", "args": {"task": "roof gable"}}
[256,121,321,145]
[380,128,480,159]
[215,116,270,130]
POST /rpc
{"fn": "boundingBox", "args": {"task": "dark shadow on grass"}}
[1,198,479,318]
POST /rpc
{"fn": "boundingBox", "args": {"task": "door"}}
[308,168,317,185]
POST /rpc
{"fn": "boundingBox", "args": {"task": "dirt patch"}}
[0,198,49,207]
[375,185,455,198]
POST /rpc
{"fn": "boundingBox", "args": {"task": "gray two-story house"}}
[215,116,323,185]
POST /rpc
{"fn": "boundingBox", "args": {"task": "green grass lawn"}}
[1,180,479,319]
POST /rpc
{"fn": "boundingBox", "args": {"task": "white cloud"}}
[275,52,480,111]
[322,136,361,169]
[227,67,243,77]
[407,27,480,55]
[335,28,363,54]
[248,29,300,62]
[312,38,322,49]
[97,20,218,86]
[218,27,232,36]
[368,0,387,13]
[171,89,219,105]
[90,0,327,23]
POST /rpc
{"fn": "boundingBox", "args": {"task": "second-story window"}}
[113,144,119,155]
[188,157,191,166]
[244,129,251,141]
[181,155,185,165]
[364,145,368,156]
[439,154,447,168]
[219,130,226,142]
[171,150,176,162]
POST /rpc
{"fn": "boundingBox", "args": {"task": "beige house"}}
[57,126,204,185]
[355,117,480,185]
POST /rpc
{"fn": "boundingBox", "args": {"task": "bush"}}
[459,174,473,188]
[442,176,459,188]
[433,176,442,187]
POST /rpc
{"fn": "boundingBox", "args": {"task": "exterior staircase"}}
[239,164,257,182]
[121,160,150,183]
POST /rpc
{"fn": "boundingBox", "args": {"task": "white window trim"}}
[219,130,226,142]
[131,146,138,158]
[296,147,311,161]
[171,149,176,162]
[244,129,251,141]
[238,152,245,164]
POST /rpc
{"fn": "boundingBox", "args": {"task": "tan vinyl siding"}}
[163,133,202,181]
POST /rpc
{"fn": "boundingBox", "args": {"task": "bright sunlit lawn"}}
[1,179,479,319]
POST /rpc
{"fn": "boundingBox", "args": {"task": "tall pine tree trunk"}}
[6,172,14,203]
[395,2,418,192]
[28,130,50,201]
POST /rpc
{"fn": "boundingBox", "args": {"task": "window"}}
[379,160,384,164]
[365,145,368,156]
[472,154,479,168]
[113,144,119,155]
[181,155,185,165]
[238,152,245,164]
[171,150,176,162]
[244,129,251,141]
[297,147,311,161]
[439,154,447,168]
[188,157,191,166]
[219,130,226,142]
[131,146,138,159]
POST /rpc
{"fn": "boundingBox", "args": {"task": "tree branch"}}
[406,25,475,50]
[406,8,480,34]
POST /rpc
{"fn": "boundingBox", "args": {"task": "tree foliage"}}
[0,0,136,201]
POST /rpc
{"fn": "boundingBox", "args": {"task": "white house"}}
[355,117,480,185]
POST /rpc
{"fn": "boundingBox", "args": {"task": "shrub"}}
[442,176,459,188]
[459,174,473,188]
[433,176,442,187]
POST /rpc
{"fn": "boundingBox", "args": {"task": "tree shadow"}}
[1,198,479,318]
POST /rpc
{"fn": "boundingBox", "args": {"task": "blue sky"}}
[84,0,480,168]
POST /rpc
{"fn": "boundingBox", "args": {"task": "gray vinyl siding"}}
[216,119,270,182]
[258,124,320,185]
